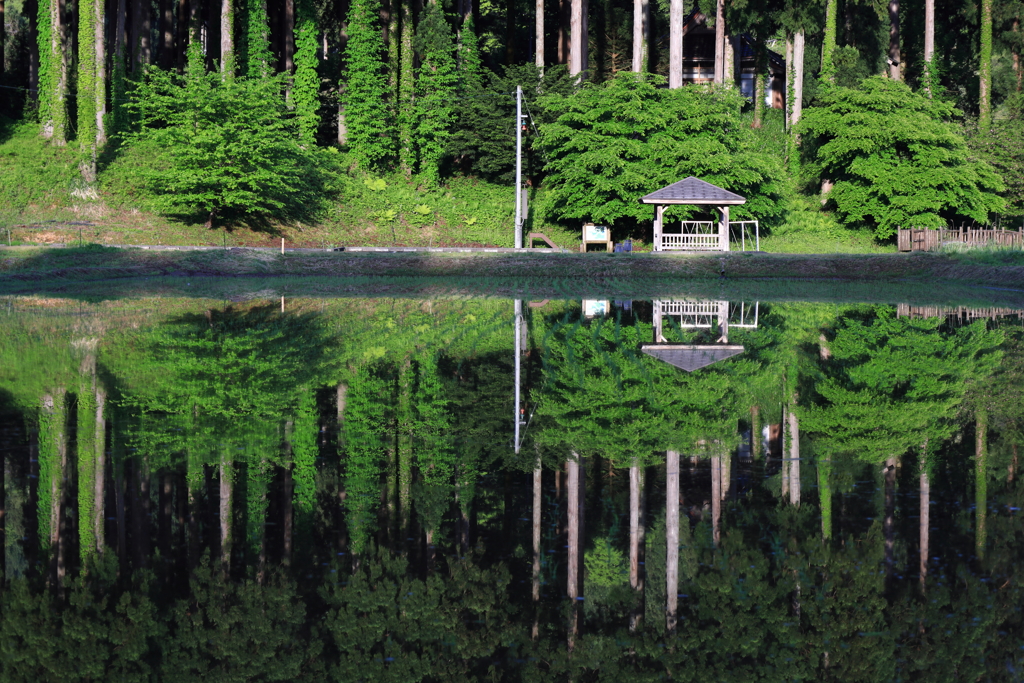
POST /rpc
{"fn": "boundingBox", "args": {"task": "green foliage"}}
[321,547,512,681]
[798,77,1005,239]
[967,115,1024,219]
[342,0,393,169]
[413,2,458,184]
[0,119,81,213]
[584,537,628,587]
[126,45,332,227]
[0,562,162,682]
[162,562,316,681]
[447,61,575,183]
[538,74,788,234]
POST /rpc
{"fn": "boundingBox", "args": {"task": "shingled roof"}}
[640,344,745,372]
[640,177,746,205]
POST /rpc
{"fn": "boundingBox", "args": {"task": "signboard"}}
[583,224,608,241]
[583,300,609,317]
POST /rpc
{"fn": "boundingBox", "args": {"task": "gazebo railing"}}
[657,220,760,252]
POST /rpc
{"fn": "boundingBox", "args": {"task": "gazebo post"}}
[654,205,664,252]
[718,206,730,252]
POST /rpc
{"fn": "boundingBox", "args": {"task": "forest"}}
[1,0,1024,249]
[0,294,1022,679]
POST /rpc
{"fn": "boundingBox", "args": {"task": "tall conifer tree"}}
[37,0,67,143]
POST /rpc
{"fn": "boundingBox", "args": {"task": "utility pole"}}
[515,85,524,249]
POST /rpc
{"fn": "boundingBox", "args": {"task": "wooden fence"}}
[897,227,1024,252]
[896,304,1024,321]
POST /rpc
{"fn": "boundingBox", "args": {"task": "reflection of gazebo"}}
[640,177,746,252]
[640,299,758,372]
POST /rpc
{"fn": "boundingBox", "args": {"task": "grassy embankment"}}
[0,114,888,254]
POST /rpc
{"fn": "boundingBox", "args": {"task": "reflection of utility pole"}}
[514,299,526,453]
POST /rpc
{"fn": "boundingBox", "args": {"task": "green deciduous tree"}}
[798,77,1005,238]
[127,44,331,227]
[538,73,788,234]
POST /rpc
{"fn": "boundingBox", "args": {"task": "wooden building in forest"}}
[680,12,786,108]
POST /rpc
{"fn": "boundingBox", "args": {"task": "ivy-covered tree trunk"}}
[821,0,836,84]
[414,0,457,183]
[293,0,320,144]
[82,0,106,173]
[343,0,393,168]
[247,0,272,77]
[398,0,414,174]
[38,0,68,143]
[888,0,900,80]
[980,0,993,133]
[247,459,270,583]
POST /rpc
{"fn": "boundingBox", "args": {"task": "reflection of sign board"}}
[584,224,608,241]
[583,300,609,317]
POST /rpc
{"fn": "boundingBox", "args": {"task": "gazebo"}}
[640,177,746,252]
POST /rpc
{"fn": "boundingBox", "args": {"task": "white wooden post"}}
[719,206,729,251]
[654,205,664,251]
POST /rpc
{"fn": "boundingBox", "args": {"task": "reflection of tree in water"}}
[2,300,1024,678]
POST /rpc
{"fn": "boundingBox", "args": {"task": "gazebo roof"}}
[640,344,745,372]
[640,177,746,206]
